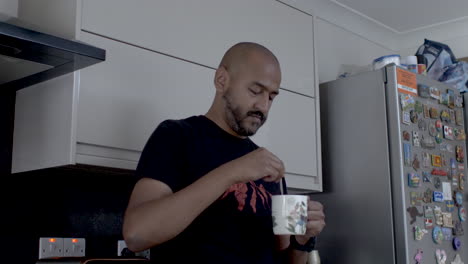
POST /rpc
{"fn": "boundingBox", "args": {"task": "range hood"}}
[0,19,105,92]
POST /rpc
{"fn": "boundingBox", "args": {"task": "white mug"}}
[271,195,308,235]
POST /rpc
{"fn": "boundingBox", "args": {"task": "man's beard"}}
[223,93,266,136]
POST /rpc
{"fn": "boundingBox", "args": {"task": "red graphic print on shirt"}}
[220,181,272,213]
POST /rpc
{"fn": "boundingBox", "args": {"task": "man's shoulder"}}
[159,115,203,129]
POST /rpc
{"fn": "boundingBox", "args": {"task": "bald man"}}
[122,42,325,264]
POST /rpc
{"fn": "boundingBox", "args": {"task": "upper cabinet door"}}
[77,32,214,152]
[81,0,315,97]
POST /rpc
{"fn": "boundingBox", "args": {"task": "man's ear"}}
[214,66,229,93]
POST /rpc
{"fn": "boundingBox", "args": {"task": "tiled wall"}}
[1,165,137,264]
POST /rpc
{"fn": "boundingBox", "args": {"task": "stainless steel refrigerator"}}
[313,64,468,264]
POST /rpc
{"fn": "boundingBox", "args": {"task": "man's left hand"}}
[296,199,325,243]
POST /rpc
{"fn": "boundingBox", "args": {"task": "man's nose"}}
[255,93,270,113]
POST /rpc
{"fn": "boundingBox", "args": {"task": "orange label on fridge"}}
[397,68,417,96]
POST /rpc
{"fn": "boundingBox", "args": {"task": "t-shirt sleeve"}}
[135,120,186,192]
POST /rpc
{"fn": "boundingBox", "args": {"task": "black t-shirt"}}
[135,115,282,264]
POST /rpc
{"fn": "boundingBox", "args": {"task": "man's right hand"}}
[220,147,285,184]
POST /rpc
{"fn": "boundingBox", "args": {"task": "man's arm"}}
[123,147,285,252]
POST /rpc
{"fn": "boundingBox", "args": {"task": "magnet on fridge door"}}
[433,227,444,244]
[413,155,421,171]
[453,221,464,236]
[450,109,456,123]
[455,109,464,125]
[418,119,427,131]
[407,206,423,224]
[447,89,455,109]
[430,87,441,100]
[423,171,432,182]
[440,93,449,106]
[414,226,428,241]
[443,126,454,140]
[411,191,423,206]
[435,120,443,131]
[415,101,423,114]
[423,153,431,168]
[409,173,422,187]
[430,107,440,119]
[453,237,462,251]
[434,206,443,225]
[459,207,466,222]
[455,192,463,206]
[434,177,442,189]
[411,110,419,123]
[403,111,411,125]
[442,227,453,241]
[455,95,463,108]
[421,135,436,149]
[425,218,434,229]
[423,188,433,203]
[429,121,437,136]
[424,205,434,218]
[404,143,412,166]
[432,155,442,167]
[442,212,454,227]
[413,132,421,147]
[400,93,415,110]
[424,104,430,118]
[418,84,430,98]
[440,110,451,122]
[403,130,411,141]
[433,191,444,202]
[456,146,464,163]
[446,201,455,212]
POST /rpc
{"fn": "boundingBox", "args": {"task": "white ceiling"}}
[332,0,468,33]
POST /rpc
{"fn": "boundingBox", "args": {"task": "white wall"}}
[0,0,18,17]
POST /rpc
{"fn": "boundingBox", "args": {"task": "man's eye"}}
[250,89,261,95]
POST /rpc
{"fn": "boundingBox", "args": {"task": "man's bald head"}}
[219,42,280,77]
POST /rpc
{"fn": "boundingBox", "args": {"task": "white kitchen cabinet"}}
[81,0,315,97]
[12,0,322,191]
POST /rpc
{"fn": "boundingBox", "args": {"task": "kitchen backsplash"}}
[0,164,137,263]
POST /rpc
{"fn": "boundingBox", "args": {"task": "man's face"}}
[222,57,281,137]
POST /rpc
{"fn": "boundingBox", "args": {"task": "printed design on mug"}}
[273,197,308,234]
[220,181,272,213]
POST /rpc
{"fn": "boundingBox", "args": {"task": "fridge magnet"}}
[423,188,433,203]
[442,212,454,227]
[440,93,449,106]
[451,158,457,169]
[409,173,422,187]
[451,254,463,264]
[455,192,463,206]
[424,205,434,217]
[455,109,464,126]
[414,226,428,240]
[435,133,443,144]
[441,154,447,167]
[453,221,464,236]
[404,143,412,166]
[454,128,466,141]
[430,107,440,119]
[440,110,451,122]
[397,68,417,96]
[400,93,415,110]
[447,144,454,153]
[442,182,452,201]
[418,84,430,98]
[458,164,465,171]
[413,155,420,171]
[443,126,454,140]
[424,104,430,118]
[411,191,423,206]
[421,136,436,149]
[433,228,444,245]
[432,155,442,167]
[403,111,411,125]
[423,153,431,168]
[450,109,456,123]
[455,95,463,108]
[453,177,459,188]
[434,177,442,189]
[415,101,423,114]
[459,207,466,222]
[447,89,455,109]
[418,119,427,131]
[456,146,464,162]
[407,206,423,224]
[429,121,437,136]
[433,191,444,202]
[459,173,465,190]
[431,169,448,177]
[446,201,455,212]
[403,130,411,141]
[414,248,424,264]
[435,206,443,225]
[413,132,421,147]
[435,120,443,131]
[423,171,432,182]
[453,237,462,251]
[411,110,419,123]
[430,87,441,100]
[425,218,434,229]
[442,227,453,241]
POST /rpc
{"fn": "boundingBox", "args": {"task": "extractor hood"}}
[0,19,105,92]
